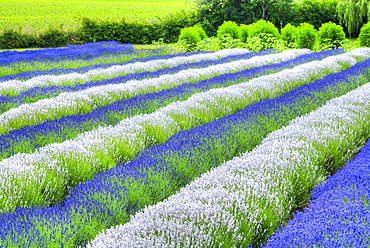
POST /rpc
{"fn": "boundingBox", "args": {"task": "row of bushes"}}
[196,0,343,36]
[178,20,370,52]
[0,11,200,49]
[2,11,370,51]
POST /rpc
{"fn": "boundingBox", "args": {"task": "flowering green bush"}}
[178,27,202,52]
[239,24,250,43]
[194,25,208,40]
[318,22,346,49]
[217,21,240,40]
[281,23,297,48]
[249,20,280,39]
[297,23,318,50]
[359,22,370,47]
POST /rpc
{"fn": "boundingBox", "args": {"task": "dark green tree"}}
[250,0,291,20]
[195,0,293,35]
[291,0,340,30]
[337,0,369,36]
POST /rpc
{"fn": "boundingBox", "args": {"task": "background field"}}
[0,0,195,34]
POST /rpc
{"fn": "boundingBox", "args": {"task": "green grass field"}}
[0,0,196,34]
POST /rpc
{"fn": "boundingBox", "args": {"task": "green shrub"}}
[194,25,208,40]
[38,29,69,47]
[78,18,123,43]
[359,22,370,47]
[157,10,201,43]
[0,29,38,49]
[281,23,297,47]
[178,27,202,52]
[219,34,243,49]
[76,11,200,45]
[246,20,280,50]
[196,37,221,51]
[248,20,280,39]
[318,22,346,49]
[78,18,152,44]
[244,36,265,51]
[296,23,318,50]
[239,24,250,43]
[217,21,240,40]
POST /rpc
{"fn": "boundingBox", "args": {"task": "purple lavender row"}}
[0,41,120,57]
[0,41,132,65]
[263,139,370,247]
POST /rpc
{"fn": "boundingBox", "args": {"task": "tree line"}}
[196,0,369,37]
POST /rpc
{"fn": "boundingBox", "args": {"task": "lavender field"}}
[0,42,369,247]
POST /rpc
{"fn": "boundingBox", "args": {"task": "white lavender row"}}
[0,48,249,96]
[0,49,309,135]
[87,79,370,248]
[0,48,363,213]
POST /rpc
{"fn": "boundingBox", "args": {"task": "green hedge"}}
[0,11,200,49]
